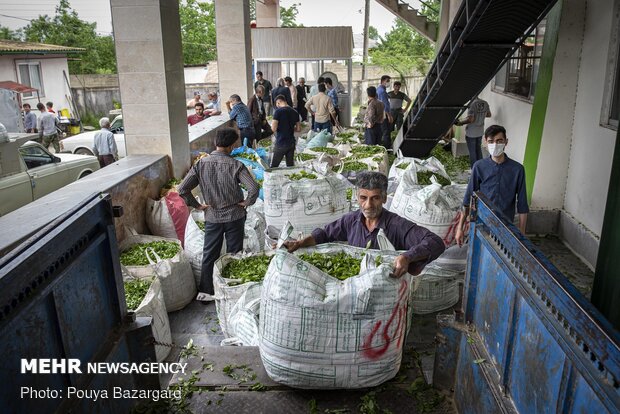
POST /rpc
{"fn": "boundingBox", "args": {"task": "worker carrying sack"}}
[259,243,416,389]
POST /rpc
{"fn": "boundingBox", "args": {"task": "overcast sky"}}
[0,0,426,37]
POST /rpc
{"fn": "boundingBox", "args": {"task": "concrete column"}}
[111,0,189,178]
[437,0,462,47]
[256,0,279,27]
[215,0,253,107]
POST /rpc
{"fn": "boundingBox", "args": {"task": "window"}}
[601,0,620,129]
[17,62,44,98]
[493,20,546,101]
[19,145,54,169]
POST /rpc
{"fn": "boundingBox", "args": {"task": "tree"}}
[280,3,303,28]
[368,26,379,41]
[0,26,21,41]
[179,0,217,65]
[369,18,435,91]
[21,0,116,74]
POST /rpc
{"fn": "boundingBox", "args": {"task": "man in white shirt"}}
[205,92,221,116]
[93,117,118,167]
[36,102,59,152]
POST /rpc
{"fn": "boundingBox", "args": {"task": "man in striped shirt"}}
[178,127,260,300]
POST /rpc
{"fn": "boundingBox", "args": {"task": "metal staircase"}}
[374,0,438,42]
[394,0,559,158]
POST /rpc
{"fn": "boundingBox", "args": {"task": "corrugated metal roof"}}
[252,27,353,60]
[0,80,38,93]
[0,39,85,55]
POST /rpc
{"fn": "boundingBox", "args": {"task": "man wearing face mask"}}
[455,125,529,246]
[283,172,445,278]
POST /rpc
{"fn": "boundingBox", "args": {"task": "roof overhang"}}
[0,80,38,94]
[251,27,353,61]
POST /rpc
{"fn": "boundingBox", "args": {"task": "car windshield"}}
[19,145,54,169]
[111,116,123,131]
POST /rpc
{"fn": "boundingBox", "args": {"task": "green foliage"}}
[222,255,273,284]
[308,146,339,156]
[296,153,317,161]
[350,145,385,158]
[258,138,273,148]
[79,112,106,129]
[396,162,410,170]
[430,144,470,181]
[286,170,318,181]
[179,0,217,65]
[124,278,152,310]
[0,25,21,40]
[368,26,379,41]
[120,241,181,266]
[280,3,303,28]
[417,171,450,186]
[299,252,362,280]
[370,18,435,82]
[21,0,116,74]
[337,160,370,173]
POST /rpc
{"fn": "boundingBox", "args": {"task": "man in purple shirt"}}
[285,171,445,277]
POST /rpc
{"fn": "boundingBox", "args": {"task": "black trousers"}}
[200,216,245,294]
[271,145,295,167]
[381,117,392,149]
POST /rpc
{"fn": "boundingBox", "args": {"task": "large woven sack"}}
[127,277,172,362]
[389,169,465,245]
[146,192,190,244]
[411,264,462,315]
[259,244,416,389]
[262,167,348,237]
[119,230,195,312]
[213,251,275,338]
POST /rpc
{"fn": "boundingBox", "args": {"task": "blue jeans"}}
[466,135,482,167]
[200,216,245,294]
[315,121,332,134]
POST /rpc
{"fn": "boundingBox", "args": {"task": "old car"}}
[0,139,100,216]
[59,115,126,157]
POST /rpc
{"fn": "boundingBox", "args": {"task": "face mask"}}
[385,82,391,88]
[487,143,505,157]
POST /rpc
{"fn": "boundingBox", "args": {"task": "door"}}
[19,143,69,199]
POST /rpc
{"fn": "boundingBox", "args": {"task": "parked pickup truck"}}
[0,135,100,216]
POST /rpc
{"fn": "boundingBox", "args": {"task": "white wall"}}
[563,0,617,237]
[477,0,616,240]
[0,54,73,116]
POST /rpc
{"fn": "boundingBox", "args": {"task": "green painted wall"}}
[522,2,563,204]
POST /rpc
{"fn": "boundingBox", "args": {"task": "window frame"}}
[16,61,45,98]
[492,21,546,103]
[600,0,620,130]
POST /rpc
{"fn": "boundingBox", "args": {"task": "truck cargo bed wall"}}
[0,193,157,413]
[434,193,620,413]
